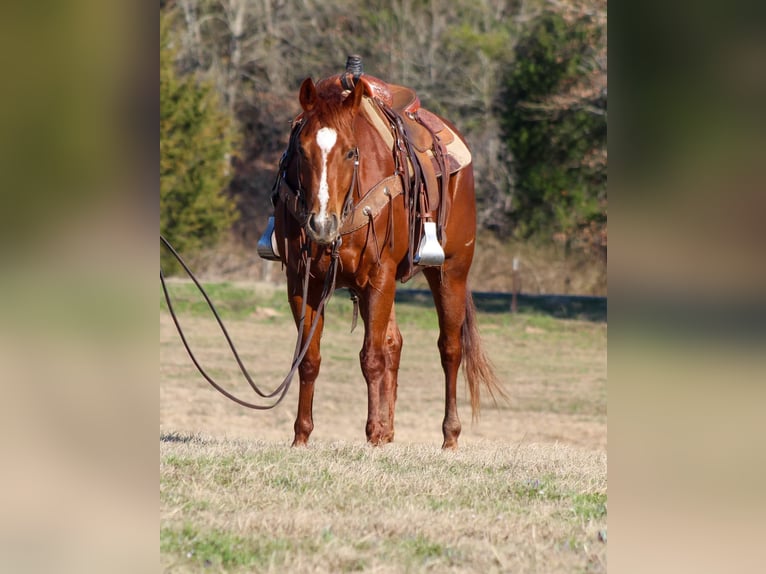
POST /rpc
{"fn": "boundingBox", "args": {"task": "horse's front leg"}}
[288,288,324,447]
[358,276,397,445]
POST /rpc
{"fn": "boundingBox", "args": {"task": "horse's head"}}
[294,77,365,244]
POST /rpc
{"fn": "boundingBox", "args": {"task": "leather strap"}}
[340,175,403,234]
[278,174,403,236]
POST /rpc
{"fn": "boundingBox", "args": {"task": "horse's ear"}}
[344,78,365,114]
[299,77,317,112]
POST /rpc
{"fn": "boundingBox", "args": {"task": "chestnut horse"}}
[271,74,504,449]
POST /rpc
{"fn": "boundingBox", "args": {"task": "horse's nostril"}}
[307,214,318,234]
[308,214,327,235]
[328,213,339,232]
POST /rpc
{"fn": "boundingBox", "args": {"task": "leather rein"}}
[160,231,341,410]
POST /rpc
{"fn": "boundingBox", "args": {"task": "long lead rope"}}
[160,234,340,410]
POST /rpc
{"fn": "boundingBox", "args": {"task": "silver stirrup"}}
[414,221,445,266]
[257,216,280,261]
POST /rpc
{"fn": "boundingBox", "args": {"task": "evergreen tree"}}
[160,12,238,273]
[499,11,606,255]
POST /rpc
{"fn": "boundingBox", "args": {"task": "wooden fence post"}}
[511,256,520,313]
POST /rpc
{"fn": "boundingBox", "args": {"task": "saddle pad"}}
[359,97,471,176]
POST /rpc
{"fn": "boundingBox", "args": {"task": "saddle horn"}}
[342,55,364,90]
[345,54,363,79]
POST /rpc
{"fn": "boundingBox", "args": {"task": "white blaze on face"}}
[315,126,337,221]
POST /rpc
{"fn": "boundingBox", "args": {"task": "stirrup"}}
[257,216,280,261]
[414,221,444,266]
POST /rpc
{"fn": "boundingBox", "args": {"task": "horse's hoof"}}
[441,439,458,450]
[367,437,396,447]
[367,431,390,446]
[291,437,309,447]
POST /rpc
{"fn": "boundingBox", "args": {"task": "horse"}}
[266,68,505,449]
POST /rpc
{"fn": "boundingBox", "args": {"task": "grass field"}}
[160,279,607,572]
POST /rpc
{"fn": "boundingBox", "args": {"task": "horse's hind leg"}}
[424,265,469,449]
[379,305,402,443]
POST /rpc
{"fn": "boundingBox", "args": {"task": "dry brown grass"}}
[467,233,607,296]
[160,279,607,572]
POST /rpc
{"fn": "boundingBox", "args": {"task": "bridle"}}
[271,117,361,242]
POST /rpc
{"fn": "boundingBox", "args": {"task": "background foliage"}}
[160,12,238,273]
[500,10,606,257]
[159,0,606,286]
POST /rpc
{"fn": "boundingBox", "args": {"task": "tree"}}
[499,9,606,257]
[160,12,238,272]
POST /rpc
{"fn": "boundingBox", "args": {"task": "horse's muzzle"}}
[306,212,340,244]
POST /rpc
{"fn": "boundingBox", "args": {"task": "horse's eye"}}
[346,149,356,160]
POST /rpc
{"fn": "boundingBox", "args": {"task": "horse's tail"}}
[462,290,508,422]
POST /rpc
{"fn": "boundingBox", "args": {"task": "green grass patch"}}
[512,477,607,524]
[378,533,461,568]
[512,475,564,501]
[400,533,455,562]
[268,473,310,493]
[160,281,286,320]
[522,313,561,331]
[161,524,313,569]
[571,492,607,521]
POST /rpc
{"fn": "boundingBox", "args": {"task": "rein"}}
[160,234,342,410]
